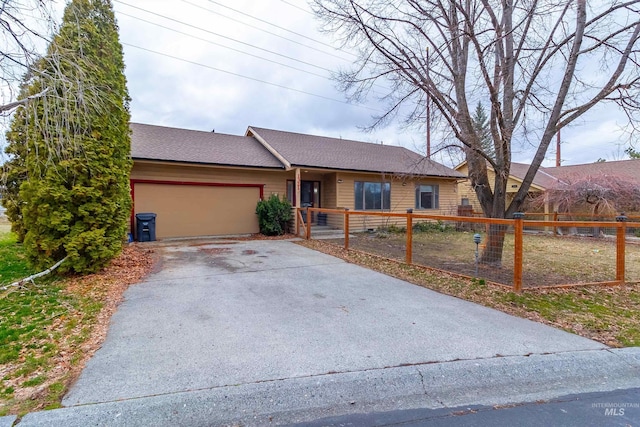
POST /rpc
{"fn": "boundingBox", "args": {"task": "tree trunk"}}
[480,223,508,267]
[592,203,601,238]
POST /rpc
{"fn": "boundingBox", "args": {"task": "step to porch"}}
[300,225,349,239]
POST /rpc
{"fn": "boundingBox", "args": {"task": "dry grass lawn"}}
[325,229,640,287]
[0,225,155,416]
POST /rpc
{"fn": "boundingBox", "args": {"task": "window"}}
[416,184,439,209]
[354,181,391,210]
[286,180,295,204]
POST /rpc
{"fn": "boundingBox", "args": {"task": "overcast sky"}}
[4,0,637,167]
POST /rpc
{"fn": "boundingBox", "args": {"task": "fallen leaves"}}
[1,243,156,415]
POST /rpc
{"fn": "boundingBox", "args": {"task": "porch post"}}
[295,168,301,231]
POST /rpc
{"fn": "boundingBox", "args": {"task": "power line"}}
[279,0,315,16]
[114,3,390,97]
[179,0,350,62]
[204,0,357,58]
[114,0,333,73]
[117,11,331,80]
[122,42,383,112]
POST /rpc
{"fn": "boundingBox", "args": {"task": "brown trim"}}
[129,178,265,235]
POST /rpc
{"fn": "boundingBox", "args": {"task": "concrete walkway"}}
[14,240,640,426]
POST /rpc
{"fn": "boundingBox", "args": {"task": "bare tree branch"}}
[0,86,48,112]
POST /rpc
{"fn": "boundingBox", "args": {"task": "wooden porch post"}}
[295,168,301,232]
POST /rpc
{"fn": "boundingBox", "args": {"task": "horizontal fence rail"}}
[296,207,640,292]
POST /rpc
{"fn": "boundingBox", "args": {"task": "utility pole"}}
[426,47,431,159]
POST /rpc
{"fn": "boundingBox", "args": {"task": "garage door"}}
[133,183,261,238]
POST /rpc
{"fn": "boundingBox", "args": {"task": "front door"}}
[288,180,321,223]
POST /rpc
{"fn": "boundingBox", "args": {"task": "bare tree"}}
[311,0,640,265]
[0,0,59,114]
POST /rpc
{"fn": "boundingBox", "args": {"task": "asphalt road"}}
[9,239,640,426]
[296,387,640,427]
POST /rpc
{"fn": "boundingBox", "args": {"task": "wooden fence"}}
[296,207,640,292]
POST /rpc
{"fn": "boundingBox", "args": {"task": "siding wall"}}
[331,172,460,231]
[132,161,288,196]
[456,164,543,214]
[132,161,461,233]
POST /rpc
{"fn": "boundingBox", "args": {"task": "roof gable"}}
[248,126,464,178]
[454,161,558,190]
[130,123,285,169]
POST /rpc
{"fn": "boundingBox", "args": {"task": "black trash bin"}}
[135,213,157,242]
[317,213,327,226]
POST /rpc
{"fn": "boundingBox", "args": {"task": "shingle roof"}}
[130,123,285,169]
[509,162,563,189]
[248,127,465,178]
[542,159,640,184]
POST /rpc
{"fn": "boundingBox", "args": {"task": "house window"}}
[286,180,295,204]
[354,181,391,210]
[416,184,439,209]
[461,197,470,206]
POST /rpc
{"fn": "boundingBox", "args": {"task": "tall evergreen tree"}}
[471,102,494,161]
[3,0,131,273]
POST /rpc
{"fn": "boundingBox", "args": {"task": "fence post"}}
[344,208,350,250]
[513,212,525,292]
[295,208,300,236]
[406,209,413,265]
[305,207,311,240]
[553,211,558,236]
[616,214,628,282]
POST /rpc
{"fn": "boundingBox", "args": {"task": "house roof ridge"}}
[247,125,412,150]
[131,122,247,139]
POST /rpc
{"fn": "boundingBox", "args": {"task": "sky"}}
[2,0,638,167]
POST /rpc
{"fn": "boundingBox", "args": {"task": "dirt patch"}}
[242,250,257,255]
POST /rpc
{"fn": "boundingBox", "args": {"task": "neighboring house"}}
[455,159,640,215]
[455,161,560,213]
[130,123,465,239]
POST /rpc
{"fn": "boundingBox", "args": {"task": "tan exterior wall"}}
[131,161,289,238]
[333,172,459,231]
[132,161,289,197]
[132,161,461,235]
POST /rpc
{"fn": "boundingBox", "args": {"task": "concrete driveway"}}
[62,238,607,409]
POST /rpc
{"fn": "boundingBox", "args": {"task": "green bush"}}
[413,220,453,233]
[379,224,406,233]
[256,195,292,236]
